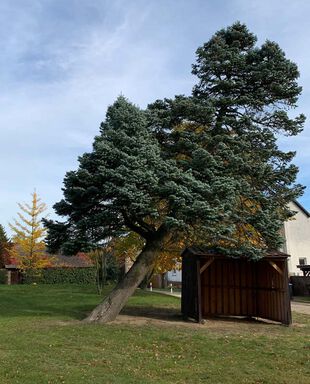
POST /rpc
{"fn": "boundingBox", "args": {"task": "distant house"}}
[166,267,182,286]
[2,252,94,284]
[4,252,93,270]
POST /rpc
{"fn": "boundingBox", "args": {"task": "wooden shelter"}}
[181,248,292,325]
[4,265,21,285]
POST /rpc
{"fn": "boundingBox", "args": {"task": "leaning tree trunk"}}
[84,230,169,323]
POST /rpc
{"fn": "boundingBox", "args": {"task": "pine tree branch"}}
[121,211,151,240]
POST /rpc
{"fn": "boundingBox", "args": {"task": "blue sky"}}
[1,0,310,234]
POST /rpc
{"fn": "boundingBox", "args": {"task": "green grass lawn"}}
[0,284,309,384]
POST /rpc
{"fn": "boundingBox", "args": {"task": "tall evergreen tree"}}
[45,23,304,323]
[0,224,10,267]
[46,96,243,322]
[148,22,304,254]
[193,23,305,244]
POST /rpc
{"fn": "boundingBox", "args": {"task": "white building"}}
[281,201,310,276]
[166,268,182,284]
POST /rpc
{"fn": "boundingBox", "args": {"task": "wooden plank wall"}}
[181,255,199,321]
[201,258,255,317]
[200,257,291,325]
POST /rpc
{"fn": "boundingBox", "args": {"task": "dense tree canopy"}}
[45,23,304,322]
[147,22,304,254]
[46,96,244,253]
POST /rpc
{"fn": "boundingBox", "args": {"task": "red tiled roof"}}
[50,253,94,268]
[5,252,94,269]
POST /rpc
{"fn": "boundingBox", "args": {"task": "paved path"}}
[152,290,310,315]
[291,301,310,315]
[152,289,181,298]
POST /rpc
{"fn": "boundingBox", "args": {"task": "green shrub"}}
[23,267,96,285]
[0,269,7,284]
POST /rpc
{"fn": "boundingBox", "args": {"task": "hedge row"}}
[0,269,7,284]
[23,267,97,284]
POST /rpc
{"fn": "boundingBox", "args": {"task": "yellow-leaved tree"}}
[9,191,51,271]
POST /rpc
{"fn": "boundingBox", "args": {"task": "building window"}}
[299,257,307,266]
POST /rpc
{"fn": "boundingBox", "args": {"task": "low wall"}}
[290,276,310,296]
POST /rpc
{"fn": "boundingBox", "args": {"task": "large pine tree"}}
[148,22,305,256]
[45,23,304,323]
[46,96,241,322]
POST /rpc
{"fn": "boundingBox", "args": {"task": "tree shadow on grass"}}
[120,305,284,329]
[0,286,179,321]
[121,305,183,322]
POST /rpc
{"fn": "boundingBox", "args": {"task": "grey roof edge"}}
[292,200,310,218]
[182,247,290,259]
[4,264,18,269]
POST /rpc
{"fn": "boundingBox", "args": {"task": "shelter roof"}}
[182,247,289,259]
